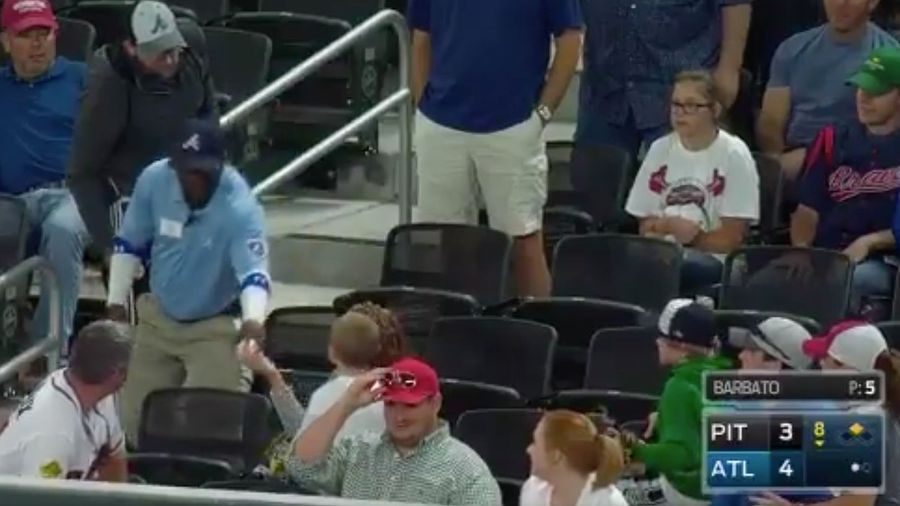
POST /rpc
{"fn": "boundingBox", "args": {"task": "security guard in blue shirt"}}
[106,118,270,441]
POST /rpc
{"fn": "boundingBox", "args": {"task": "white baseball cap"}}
[131,0,186,59]
[729,317,813,370]
[802,321,888,371]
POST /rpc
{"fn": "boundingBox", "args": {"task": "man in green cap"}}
[788,46,900,322]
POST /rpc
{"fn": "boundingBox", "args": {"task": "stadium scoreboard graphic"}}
[701,372,886,493]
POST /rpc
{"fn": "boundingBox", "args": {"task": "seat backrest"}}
[569,144,633,227]
[57,18,96,62]
[552,234,681,312]
[202,27,272,105]
[139,388,273,471]
[512,298,648,350]
[585,326,666,395]
[438,379,522,428]
[875,322,900,352]
[167,0,229,23]
[281,369,332,406]
[382,224,513,305]
[753,152,784,240]
[0,196,28,273]
[333,287,479,354]
[455,409,611,482]
[259,0,384,25]
[425,317,557,399]
[264,306,335,371]
[60,1,197,48]
[719,246,853,326]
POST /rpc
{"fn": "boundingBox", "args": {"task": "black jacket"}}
[66,43,217,250]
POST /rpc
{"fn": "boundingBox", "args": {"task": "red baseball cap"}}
[381,357,440,405]
[802,320,887,371]
[2,0,57,34]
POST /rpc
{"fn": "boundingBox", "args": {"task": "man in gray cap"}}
[67,0,216,278]
[729,316,813,371]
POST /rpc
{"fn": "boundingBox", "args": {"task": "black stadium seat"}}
[57,17,96,62]
[58,1,197,48]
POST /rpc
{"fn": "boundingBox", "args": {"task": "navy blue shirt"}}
[114,159,270,322]
[580,0,750,131]
[408,0,581,133]
[799,123,900,250]
[0,57,85,194]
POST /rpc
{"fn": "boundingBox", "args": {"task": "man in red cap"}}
[0,0,89,356]
[290,357,502,505]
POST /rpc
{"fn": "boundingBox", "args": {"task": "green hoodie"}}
[633,354,731,499]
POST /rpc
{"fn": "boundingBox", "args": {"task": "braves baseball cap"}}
[848,47,900,96]
[729,317,813,370]
[381,357,440,405]
[802,320,888,372]
[658,298,718,348]
[131,0,186,59]
[170,118,225,173]
[1,0,56,34]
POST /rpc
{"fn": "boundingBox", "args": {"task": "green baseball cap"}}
[848,47,900,96]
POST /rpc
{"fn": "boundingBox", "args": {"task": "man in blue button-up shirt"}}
[106,119,271,441]
[0,0,88,349]
[577,0,752,160]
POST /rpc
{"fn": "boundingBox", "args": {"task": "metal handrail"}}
[0,257,61,385]
[223,9,414,224]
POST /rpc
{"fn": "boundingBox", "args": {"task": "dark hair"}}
[875,351,900,419]
[68,320,133,385]
[347,302,409,367]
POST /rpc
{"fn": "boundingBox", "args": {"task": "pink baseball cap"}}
[802,320,888,371]
[1,0,57,34]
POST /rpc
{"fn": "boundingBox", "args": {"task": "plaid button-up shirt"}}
[580,0,751,130]
[288,423,502,505]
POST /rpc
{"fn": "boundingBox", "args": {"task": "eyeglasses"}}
[381,371,417,389]
[670,101,713,114]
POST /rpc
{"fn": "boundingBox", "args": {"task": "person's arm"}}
[538,0,582,115]
[692,218,751,253]
[625,139,666,227]
[19,434,75,479]
[693,145,759,253]
[790,127,835,247]
[106,164,157,320]
[790,205,819,248]
[95,450,127,482]
[632,381,697,472]
[756,35,793,154]
[407,0,431,103]
[67,56,128,251]
[229,200,271,341]
[448,461,503,506]
[713,1,751,108]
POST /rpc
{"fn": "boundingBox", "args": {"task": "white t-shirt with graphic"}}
[625,130,760,232]
[0,370,124,479]
[520,474,630,506]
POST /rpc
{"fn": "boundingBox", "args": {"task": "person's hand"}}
[642,218,667,237]
[643,411,658,440]
[749,492,794,506]
[843,235,873,264]
[665,217,701,245]
[106,304,128,323]
[340,368,390,411]
[239,320,265,344]
[236,338,278,377]
[713,65,740,109]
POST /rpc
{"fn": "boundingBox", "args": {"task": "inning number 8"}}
[814,421,825,438]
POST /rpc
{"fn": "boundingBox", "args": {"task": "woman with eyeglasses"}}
[625,70,759,297]
[521,410,627,506]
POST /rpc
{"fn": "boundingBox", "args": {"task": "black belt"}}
[174,299,241,324]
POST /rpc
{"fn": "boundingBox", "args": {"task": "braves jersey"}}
[626,130,759,232]
[0,370,124,479]
[799,123,900,249]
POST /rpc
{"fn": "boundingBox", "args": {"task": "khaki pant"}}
[120,294,244,445]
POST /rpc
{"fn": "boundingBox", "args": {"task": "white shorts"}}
[414,111,548,237]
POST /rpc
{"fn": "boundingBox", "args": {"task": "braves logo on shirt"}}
[827,165,900,202]
[648,165,726,207]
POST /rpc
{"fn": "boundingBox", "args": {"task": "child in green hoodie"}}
[625,298,731,506]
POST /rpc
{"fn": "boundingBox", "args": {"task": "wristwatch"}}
[535,104,553,125]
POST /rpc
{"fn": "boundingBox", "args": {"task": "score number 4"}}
[779,424,796,476]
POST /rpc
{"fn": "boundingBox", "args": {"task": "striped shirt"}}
[288,423,502,505]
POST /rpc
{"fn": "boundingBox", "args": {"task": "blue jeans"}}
[21,189,88,347]
[851,258,895,320]
[574,104,669,161]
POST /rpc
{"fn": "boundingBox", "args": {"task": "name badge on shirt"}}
[159,218,183,239]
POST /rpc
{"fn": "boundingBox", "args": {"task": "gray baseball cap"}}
[729,317,813,370]
[131,0,186,59]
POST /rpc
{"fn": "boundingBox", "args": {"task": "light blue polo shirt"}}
[114,160,270,322]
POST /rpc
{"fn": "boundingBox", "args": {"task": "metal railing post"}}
[215,9,413,224]
[0,257,61,384]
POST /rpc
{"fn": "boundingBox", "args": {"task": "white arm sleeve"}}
[19,433,74,479]
[107,253,139,306]
[240,285,268,323]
